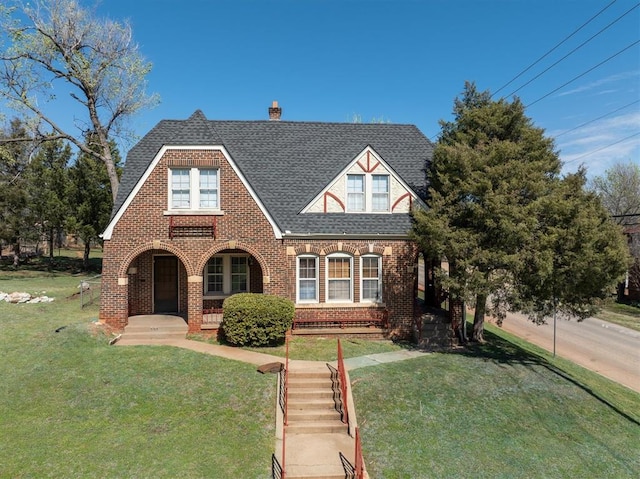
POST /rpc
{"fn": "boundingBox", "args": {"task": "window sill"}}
[296,302,386,308]
[342,211,392,214]
[164,210,225,216]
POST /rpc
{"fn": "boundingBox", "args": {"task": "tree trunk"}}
[48,227,55,261]
[425,256,439,307]
[83,240,91,271]
[616,281,625,302]
[472,293,487,342]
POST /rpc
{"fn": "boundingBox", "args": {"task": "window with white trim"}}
[345,173,390,213]
[372,175,389,212]
[204,255,249,295]
[169,168,220,211]
[297,255,318,302]
[346,174,365,212]
[361,255,382,302]
[171,169,191,208]
[326,254,352,302]
[199,169,219,208]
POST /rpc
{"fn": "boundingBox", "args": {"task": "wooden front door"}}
[154,256,178,313]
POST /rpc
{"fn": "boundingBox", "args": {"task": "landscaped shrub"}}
[221,293,294,347]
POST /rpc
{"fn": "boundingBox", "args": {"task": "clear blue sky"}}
[51,1,640,177]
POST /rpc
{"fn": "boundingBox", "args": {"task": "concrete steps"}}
[284,367,354,477]
[116,315,187,344]
[286,369,347,436]
[416,308,454,349]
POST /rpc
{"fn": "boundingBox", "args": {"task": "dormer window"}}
[372,175,389,211]
[346,173,390,213]
[169,167,219,211]
[347,174,365,212]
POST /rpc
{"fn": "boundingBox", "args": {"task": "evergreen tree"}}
[412,82,628,341]
[0,118,34,260]
[25,138,72,262]
[67,137,121,270]
[515,169,629,321]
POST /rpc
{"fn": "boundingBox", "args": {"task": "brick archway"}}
[117,241,195,278]
[197,240,270,280]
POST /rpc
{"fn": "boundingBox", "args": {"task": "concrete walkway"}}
[114,320,429,478]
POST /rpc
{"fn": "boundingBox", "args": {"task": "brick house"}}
[99,103,433,339]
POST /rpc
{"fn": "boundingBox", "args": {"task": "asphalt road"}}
[493,311,640,393]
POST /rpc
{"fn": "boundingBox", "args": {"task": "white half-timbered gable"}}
[301,146,420,214]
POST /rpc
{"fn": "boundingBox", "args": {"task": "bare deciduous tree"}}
[0,0,158,200]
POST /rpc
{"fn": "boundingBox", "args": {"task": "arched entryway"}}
[125,249,189,317]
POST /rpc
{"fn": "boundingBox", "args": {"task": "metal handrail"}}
[337,339,349,427]
[282,335,290,478]
[271,453,283,479]
[327,364,344,421]
[278,368,286,414]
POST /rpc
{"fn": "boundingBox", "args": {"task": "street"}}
[493,311,640,393]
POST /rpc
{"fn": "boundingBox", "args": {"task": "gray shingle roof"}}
[112,111,433,236]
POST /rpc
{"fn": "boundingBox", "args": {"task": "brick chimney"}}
[268,100,282,120]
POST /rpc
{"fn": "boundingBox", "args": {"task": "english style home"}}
[99,103,434,339]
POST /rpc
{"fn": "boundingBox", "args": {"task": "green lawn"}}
[596,301,640,332]
[0,246,103,274]
[351,323,640,479]
[245,336,406,361]
[0,273,275,478]
[3,271,639,478]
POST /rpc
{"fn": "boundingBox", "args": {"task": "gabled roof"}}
[110,111,433,237]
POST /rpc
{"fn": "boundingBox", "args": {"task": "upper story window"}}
[169,168,220,211]
[297,255,319,303]
[346,174,365,212]
[171,169,191,208]
[372,175,389,212]
[199,169,219,209]
[326,253,352,302]
[346,173,390,213]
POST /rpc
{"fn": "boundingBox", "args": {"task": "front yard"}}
[0,273,275,478]
[351,324,640,478]
[2,270,639,478]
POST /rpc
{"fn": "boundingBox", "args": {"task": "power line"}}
[554,100,640,138]
[506,3,640,98]
[492,0,619,97]
[525,39,640,108]
[565,131,640,164]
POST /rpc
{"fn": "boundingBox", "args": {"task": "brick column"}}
[99,245,130,331]
[187,275,203,333]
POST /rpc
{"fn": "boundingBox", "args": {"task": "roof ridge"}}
[204,119,418,128]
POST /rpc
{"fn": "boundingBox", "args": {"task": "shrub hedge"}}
[222,293,295,346]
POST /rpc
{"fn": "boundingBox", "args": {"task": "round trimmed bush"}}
[221,293,294,347]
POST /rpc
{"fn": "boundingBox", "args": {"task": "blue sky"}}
[13,0,640,178]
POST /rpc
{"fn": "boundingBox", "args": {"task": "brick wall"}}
[100,147,418,339]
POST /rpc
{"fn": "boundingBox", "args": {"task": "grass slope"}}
[351,326,640,479]
[0,274,275,478]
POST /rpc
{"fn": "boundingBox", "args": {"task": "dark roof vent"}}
[268,100,282,121]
